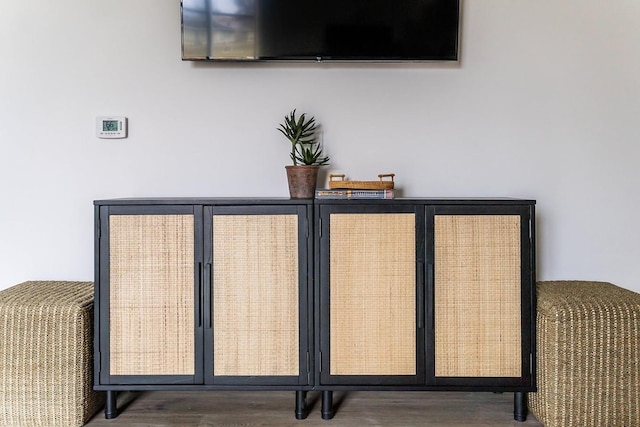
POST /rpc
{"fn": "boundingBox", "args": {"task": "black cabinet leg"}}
[321,391,334,420]
[295,391,308,420]
[514,392,527,422]
[105,390,118,419]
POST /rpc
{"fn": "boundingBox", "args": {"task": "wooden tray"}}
[328,173,395,190]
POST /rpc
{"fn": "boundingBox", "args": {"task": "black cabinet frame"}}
[95,204,205,387]
[315,203,427,388]
[426,204,536,390]
[313,200,536,421]
[202,204,313,387]
[94,199,314,419]
[94,197,535,421]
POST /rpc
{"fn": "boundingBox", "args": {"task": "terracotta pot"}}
[285,165,319,199]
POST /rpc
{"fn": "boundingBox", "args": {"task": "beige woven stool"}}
[529,281,640,427]
[0,281,105,426]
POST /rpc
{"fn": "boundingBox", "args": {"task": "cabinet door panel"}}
[109,214,195,377]
[324,211,419,381]
[210,213,301,379]
[434,214,521,378]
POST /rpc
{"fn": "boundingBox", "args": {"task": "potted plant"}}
[278,109,329,198]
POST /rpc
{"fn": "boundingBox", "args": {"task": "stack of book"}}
[315,173,396,199]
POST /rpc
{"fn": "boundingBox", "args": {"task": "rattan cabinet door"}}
[430,205,534,389]
[318,204,425,386]
[204,205,311,386]
[98,205,202,385]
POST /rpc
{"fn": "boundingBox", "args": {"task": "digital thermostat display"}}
[102,120,119,132]
[97,116,127,139]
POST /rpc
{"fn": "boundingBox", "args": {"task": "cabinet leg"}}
[105,390,118,419]
[295,391,308,419]
[321,391,334,420]
[514,392,527,422]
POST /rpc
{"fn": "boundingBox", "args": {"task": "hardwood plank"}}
[86,391,542,426]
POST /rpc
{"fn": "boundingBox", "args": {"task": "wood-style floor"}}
[86,390,543,426]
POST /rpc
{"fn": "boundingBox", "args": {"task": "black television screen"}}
[181,0,460,62]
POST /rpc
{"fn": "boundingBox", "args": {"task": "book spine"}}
[349,189,394,199]
[315,189,395,199]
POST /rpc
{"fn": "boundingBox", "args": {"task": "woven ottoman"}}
[529,281,640,427]
[0,281,105,426]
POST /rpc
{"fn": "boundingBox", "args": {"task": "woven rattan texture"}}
[109,214,195,376]
[213,215,299,376]
[0,281,105,427]
[434,215,521,377]
[529,281,640,427]
[329,213,416,376]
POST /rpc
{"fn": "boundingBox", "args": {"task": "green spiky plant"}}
[278,109,330,166]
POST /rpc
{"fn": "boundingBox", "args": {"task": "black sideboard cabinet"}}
[93,198,536,421]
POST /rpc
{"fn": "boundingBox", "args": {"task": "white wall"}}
[1,0,639,292]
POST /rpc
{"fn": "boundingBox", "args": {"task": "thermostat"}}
[96,116,127,139]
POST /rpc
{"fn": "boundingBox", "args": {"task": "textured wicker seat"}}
[529,281,640,427]
[0,281,105,426]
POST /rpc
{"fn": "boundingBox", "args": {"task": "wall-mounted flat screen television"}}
[181,0,460,62]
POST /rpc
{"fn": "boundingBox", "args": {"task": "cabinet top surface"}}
[94,197,535,206]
